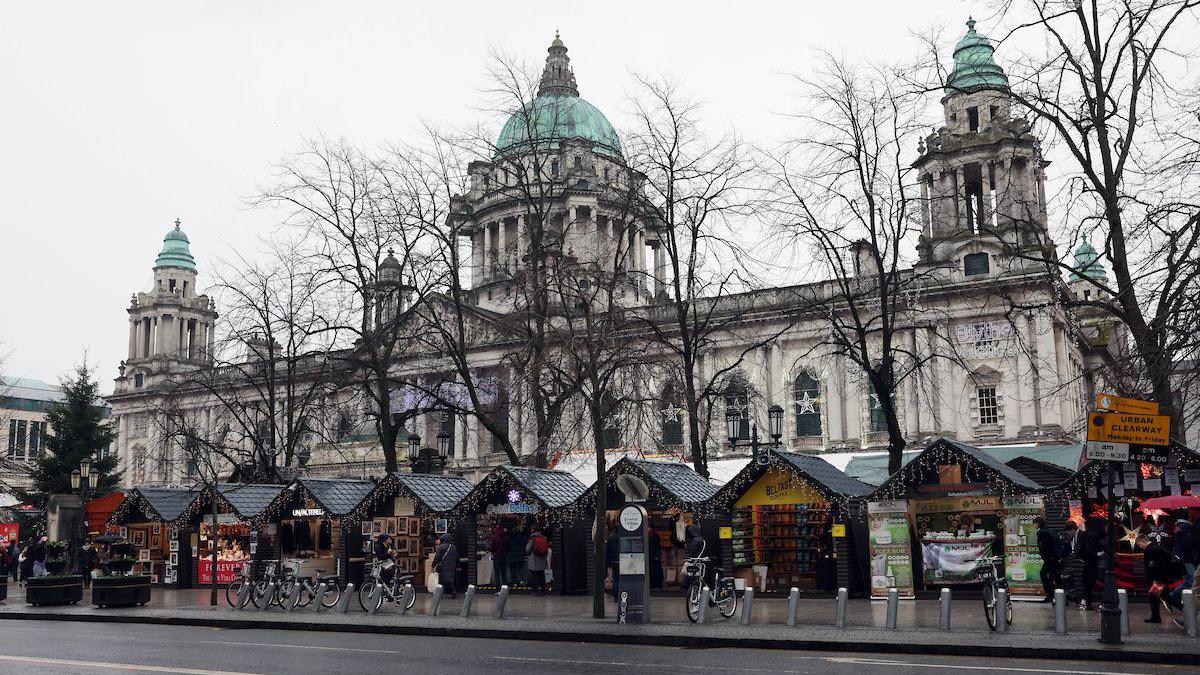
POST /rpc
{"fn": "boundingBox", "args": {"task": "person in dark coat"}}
[78,543,98,587]
[18,542,34,585]
[682,524,707,593]
[487,524,510,587]
[432,534,459,598]
[648,529,664,589]
[605,527,619,601]
[1035,516,1062,602]
[1080,518,1106,610]
[1137,535,1180,623]
[506,524,526,587]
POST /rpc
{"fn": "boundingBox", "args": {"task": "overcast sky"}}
[0,0,990,389]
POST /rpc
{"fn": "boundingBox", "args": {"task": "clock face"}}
[619,506,643,532]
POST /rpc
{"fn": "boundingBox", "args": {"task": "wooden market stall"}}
[274,478,377,586]
[106,485,206,588]
[710,450,873,595]
[352,473,474,590]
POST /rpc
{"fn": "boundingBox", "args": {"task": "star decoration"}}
[661,402,683,420]
[1119,525,1141,551]
[1148,525,1169,543]
[1139,507,1168,525]
[869,393,882,409]
[795,391,819,415]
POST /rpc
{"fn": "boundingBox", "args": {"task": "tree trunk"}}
[591,405,608,620]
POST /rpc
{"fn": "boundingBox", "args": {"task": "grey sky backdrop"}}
[1,0,992,389]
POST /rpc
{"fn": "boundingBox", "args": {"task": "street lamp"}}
[408,433,421,462]
[436,431,451,460]
[727,406,784,466]
[767,404,784,441]
[70,457,98,576]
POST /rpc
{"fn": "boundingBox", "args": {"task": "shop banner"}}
[0,522,17,545]
[736,471,823,507]
[1002,495,1046,596]
[922,539,992,584]
[198,559,243,585]
[867,501,914,598]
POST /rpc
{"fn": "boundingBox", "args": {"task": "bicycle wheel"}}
[320,582,342,609]
[277,578,297,607]
[717,586,738,619]
[295,583,314,608]
[982,584,998,630]
[685,583,702,623]
[358,581,382,613]
[252,580,272,608]
[225,579,244,608]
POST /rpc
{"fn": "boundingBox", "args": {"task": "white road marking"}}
[0,653,260,675]
[496,655,1147,675]
[202,640,407,656]
[826,656,1145,675]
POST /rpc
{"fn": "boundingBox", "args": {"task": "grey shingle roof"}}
[216,483,288,520]
[775,451,875,498]
[872,438,1041,496]
[390,473,473,513]
[131,486,204,523]
[624,459,716,506]
[502,465,587,508]
[296,478,376,517]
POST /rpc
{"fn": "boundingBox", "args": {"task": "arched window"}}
[869,381,889,433]
[600,392,621,449]
[793,373,822,437]
[660,384,684,446]
[724,376,750,441]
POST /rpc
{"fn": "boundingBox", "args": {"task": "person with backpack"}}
[525,527,550,595]
[1035,516,1063,603]
[487,524,509,587]
[432,533,459,599]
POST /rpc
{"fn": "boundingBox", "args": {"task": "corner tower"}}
[116,219,218,392]
[914,19,1053,279]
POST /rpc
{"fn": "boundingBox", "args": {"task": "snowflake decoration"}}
[506,489,522,504]
[795,391,819,415]
[1148,524,1169,543]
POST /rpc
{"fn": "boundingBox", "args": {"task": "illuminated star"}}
[1139,507,1168,525]
[796,391,818,415]
[1119,526,1141,551]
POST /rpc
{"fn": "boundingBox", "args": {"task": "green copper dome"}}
[1070,240,1106,281]
[946,18,1009,93]
[154,219,197,271]
[495,33,623,160]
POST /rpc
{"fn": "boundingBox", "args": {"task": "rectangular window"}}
[967,106,979,131]
[602,426,622,449]
[978,386,999,425]
[550,160,559,178]
[15,420,27,456]
[963,252,990,276]
[28,421,41,457]
[186,459,198,477]
[6,419,15,457]
[869,386,888,433]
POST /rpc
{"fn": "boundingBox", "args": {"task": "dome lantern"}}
[946,17,1009,93]
[154,218,197,271]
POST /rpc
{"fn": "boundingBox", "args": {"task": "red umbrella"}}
[1139,495,1200,511]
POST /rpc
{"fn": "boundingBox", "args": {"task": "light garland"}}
[871,440,1035,501]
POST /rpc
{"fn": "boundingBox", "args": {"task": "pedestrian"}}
[682,524,706,594]
[525,527,550,595]
[507,523,526,587]
[432,533,458,598]
[78,542,97,588]
[1060,521,1083,605]
[6,539,17,582]
[487,523,509,588]
[0,538,10,580]
[648,528,663,590]
[1035,516,1063,603]
[30,536,48,578]
[1170,518,1195,608]
[605,526,619,601]
[18,542,33,586]
[1137,535,1182,624]
[1080,517,1105,610]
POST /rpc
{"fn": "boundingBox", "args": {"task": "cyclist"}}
[374,533,396,583]
[683,524,706,592]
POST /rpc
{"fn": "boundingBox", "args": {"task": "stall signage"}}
[735,471,822,507]
[1087,412,1170,446]
[0,522,18,545]
[866,501,914,599]
[912,496,999,515]
[718,526,732,540]
[1002,496,1046,597]
[291,508,325,518]
[831,523,846,538]
[1086,441,1129,462]
[1097,393,1159,415]
[198,559,243,585]
[486,502,539,515]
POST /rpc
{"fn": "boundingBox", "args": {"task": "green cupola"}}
[1070,240,1106,281]
[154,218,197,271]
[494,32,623,160]
[946,18,1009,93]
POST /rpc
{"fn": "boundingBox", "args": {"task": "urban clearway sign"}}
[1097,393,1160,415]
[1087,412,1170,446]
[1086,441,1130,462]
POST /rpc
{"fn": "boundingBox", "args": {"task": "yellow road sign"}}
[1097,393,1159,415]
[1088,412,1170,446]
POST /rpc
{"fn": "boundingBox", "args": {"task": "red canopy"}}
[1139,495,1200,511]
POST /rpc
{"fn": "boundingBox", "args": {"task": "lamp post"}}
[726,404,785,465]
[1098,460,1122,644]
[69,457,98,576]
[407,431,449,474]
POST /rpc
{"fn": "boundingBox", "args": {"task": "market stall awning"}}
[868,438,1041,500]
[713,450,873,509]
[453,465,587,518]
[214,483,290,523]
[109,485,205,526]
[294,477,379,519]
[84,491,124,534]
[844,443,1083,487]
[585,458,717,511]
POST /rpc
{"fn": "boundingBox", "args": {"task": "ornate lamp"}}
[767,404,784,442]
[436,431,451,460]
[407,433,421,462]
[725,411,741,446]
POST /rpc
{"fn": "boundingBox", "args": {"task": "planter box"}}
[92,576,152,608]
[0,574,7,601]
[26,576,84,606]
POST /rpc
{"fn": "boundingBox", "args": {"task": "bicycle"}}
[251,561,288,608]
[683,556,737,622]
[358,560,416,613]
[276,559,343,610]
[976,554,1012,630]
[225,561,257,608]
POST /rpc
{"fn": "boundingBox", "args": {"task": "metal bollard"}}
[1184,589,1198,637]
[257,582,275,612]
[313,583,328,612]
[428,585,444,616]
[938,588,952,631]
[336,582,354,613]
[236,581,251,610]
[996,588,1009,633]
[285,582,303,611]
[1117,589,1130,637]
[1054,588,1067,634]
[834,587,848,628]
[739,587,754,625]
[884,587,898,629]
[786,588,800,627]
[460,585,476,617]
[493,584,509,618]
[368,583,383,614]
[399,584,415,616]
[696,586,709,624]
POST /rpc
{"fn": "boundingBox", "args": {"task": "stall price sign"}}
[1097,393,1159,415]
[1087,413,1170,447]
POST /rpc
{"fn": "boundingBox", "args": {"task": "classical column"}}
[152,317,160,355]
[497,219,508,275]
[954,167,966,233]
[919,177,931,236]
[128,320,137,360]
[482,224,493,282]
[206,321,215,360]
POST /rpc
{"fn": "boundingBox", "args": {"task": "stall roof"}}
[296,478,377,517]
[610,458,717,507]
[869,438,1041,498]
[498,465,587,508]
[117,486,205,524]
[712,451,873,507]
[552,449,742,489]
[215,483,289,521]
[388,473,473,513]
[1005,457,1074,489]
[1054,440,1200,495]
[845,443,1083,487]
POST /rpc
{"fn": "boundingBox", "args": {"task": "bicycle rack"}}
[739,588,754,625]
[285,582,303,611]
[257,582,275,612]
[1054,588,1067,634]
[493,584,509,618]
[336,583,354,613]
[938,588,951,631]
[460,585,476,617]
[313,583,328,612]
[1183,589,1198,637]
[236,582,252,610]
[996,588,1009,633]
[696,586,709,624]
[428,585,444,616]
[399,584,415,616]
[786,587,799,627]
[368,583,383,613]
[884,587,898,629]
[834,588,848,628]
[1117,589,1130,637]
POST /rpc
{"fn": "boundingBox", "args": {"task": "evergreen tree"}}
[25,362,120,504]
